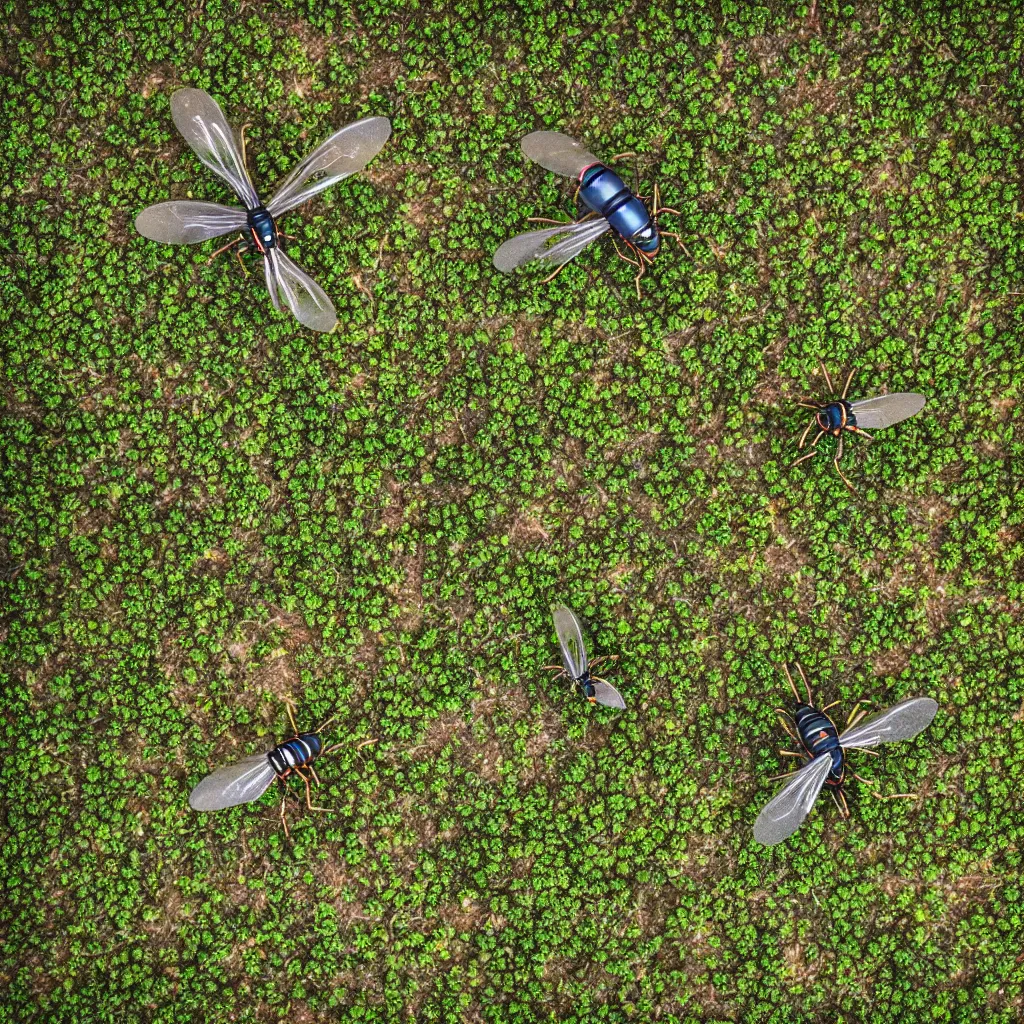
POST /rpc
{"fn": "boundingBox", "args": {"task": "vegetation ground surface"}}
[2,1,1023,1021]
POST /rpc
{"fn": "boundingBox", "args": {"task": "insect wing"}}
[267,117,392,219]
[135,200,247,244]
[493,218,611,272]
[839,697,938,751]
[263,248,337,333]
[753,754,832,846]
[590,679,626,709]
[189,753,276,811]
[848,393,926,430]
[170,88,260,210]
[551,603,588,678]
[521,131,602,178]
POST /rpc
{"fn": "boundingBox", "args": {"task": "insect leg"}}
[611,237,641,269]
[539,261,572,286]
[778,749,805,758]
[793,433,824,464]
[781,664,800,703]
[798,418,817,449]
[795,664,813,705]
[841,368,855,400]
[284,699,300,737]
[817,359,835,395]
[844,700,873,730]
[833,434,856,492]
[853,772,916,799]
[775,710,800,744]
[847,426,874,439]
[821,700,842,713]
[527,216,574,225]
[240,123,251,173]
[279,794,291,838]
[208,236,244,263]
[830,788,850,817]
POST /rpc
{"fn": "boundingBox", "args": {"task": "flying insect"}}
[135,88,391,332]
[546,603,626,709]
[493,131,682,298]
[794,362,927,490]
[189,702,340,836]
[753,664,938,846]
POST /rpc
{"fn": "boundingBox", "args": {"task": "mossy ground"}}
[2,1,1023,1021]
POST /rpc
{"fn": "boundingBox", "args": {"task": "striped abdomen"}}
[578,164,659,254]
[267,732,322,777]
[793,703,844,785]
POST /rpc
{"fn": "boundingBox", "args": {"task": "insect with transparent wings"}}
[189,702,341,836]
[545,603,626,709]
[135,88,391,332]
[753,664,938,846]
[794,361,927,491]
[493,131,683,299]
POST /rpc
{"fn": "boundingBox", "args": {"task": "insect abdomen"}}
[794,704,844,784]
[579,165,656,251]
[267,733,321,776]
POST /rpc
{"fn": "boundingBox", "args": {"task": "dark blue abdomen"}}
[579,165,658,253]
[268,732,321,776]
[794,704,844,784]
[247,206,278,253]
[817,400,853,434]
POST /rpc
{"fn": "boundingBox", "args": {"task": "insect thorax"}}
[579,164,657,252]
[816,400,853,434]
[268,733,321,776]
[247,206,278,253]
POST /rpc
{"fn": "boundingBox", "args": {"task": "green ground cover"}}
[2,0,1023,1020]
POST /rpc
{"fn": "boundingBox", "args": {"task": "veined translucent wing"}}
[170,88,260,210]
[849,393,927,430]
[493,217,610,272]
[263,248,337,333]
[552,603,588,679]
[839,697,938,750]
[189,753,276,811]
[753,754,832,846]
[135,200,247,244]
[521,131,602,179]
[267,117,392,219]
[591,679,626,710]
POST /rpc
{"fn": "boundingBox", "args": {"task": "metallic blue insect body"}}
[492,132,682,299]
[815,399,853,436]
[246,205,278,254]
[267,732,322,777]
[792,703,844,786]
[578,164,659,255]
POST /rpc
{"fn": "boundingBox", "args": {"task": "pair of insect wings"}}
[754,696,938,846]
[135,89,392,333]
[552,604,626,708]
[492,133,620,273]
